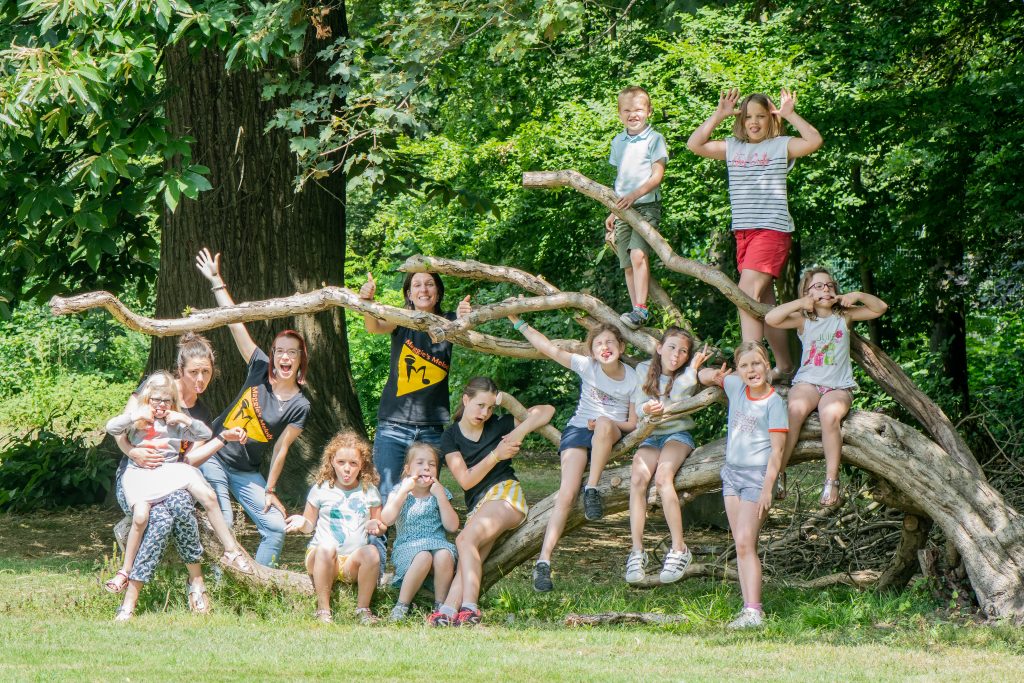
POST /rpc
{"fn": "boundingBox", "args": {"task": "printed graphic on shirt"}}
[396,340,449,398]
[803,328,844,368]
[730,411,759,435]
[222,388,272,443]
[139,422,172,452]
[328,499,367,541]
[584,385,616,406]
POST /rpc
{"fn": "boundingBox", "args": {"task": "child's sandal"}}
[113,605,134,622]
[314,609,334,624]
[774,471,788,501]
[820,478,841,507]
[187,579,211,614]
[104,570,130,594]
[221,549,254,575]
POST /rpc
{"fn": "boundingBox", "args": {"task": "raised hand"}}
[690,344,712,371]
[711,362,732,386]
[429,479,446,498]
[716,88,741,118]
[132,404,156,425]
[802,293,817,312]
[494,436,522,461]
[770,88,796,117]
[836,292,859,308]
[163,410,191,428]
[359,272,377,300]
[643,399,664,416]
[195,248,222,285]
[457,295,472,318]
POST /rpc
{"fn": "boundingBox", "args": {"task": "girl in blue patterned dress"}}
[381,442,459,621]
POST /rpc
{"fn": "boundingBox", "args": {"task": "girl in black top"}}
[429,377,554,626]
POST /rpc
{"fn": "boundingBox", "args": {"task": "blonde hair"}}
[401,442,441,478]
[733,341,771,368]
[136,371,182,428]
[617,86,652,111]
[798,267,847,320]
[316,431,379,490]
[731,93,783,142]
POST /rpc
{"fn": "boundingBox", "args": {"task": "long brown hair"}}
[269,329,309,385]
[731,93,783,142]
[584,324,626,359]
[452,376,499,422]
[316,431,379,490]
[642,327,694,399]
[798,267,847,321]
[401,271,445,314]
[175,332,216,381]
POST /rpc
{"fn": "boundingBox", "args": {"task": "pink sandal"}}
[104,570,130,594]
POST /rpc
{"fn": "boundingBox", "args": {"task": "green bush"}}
[0,374,137,437]
[0,416,117,511]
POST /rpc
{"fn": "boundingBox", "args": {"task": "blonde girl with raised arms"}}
[381,442,460,622]
[104,371,252,611]
[687,88,823,380]
[626,328,711,585]
[765,267,888,505]
[699,342,788,629]
[509,317,638,592]
[285,431,384,624]
[431,377,555,626]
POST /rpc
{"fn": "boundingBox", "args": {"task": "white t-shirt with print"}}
[567,354,638,429]
[723,374,789,467]
[306,482,382,557]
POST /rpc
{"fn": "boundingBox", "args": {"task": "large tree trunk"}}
[149,7,362,501]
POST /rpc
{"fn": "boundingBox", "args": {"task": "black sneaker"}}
[533,562,553,592]
[582,487,604,521]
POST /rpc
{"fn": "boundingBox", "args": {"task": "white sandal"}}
[187,579,211,614]
[113,605,134,622]
[221,549,254,574]
[820,478,841,507]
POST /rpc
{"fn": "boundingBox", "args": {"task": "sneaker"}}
[727,607,764,630]
[389,604,409,622]
[456,607,482,626]
[659,547,693,584]
[427,610,454,627]
[624,550,648,584]
[582,488,604,521]
[355,607,379,625]
[619,307,649,330]
[533,561,553,592]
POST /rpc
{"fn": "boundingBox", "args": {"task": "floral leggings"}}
[116,473,204,583]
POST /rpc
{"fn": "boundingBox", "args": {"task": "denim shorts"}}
[559,424,595,453]
[639,430,696,451]
[720,463,767,503]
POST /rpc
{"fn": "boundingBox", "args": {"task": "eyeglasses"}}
[149,398,173,406]
[806,282,837,293]
[273,348,301,358]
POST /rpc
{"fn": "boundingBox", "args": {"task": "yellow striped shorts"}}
[470,479,528,523]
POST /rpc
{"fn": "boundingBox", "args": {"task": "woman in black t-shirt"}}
[429,377,554,627]
[359,270,471,501]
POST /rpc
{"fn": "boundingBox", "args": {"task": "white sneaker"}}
[659,547,692,584]
[727,607,764,629]
[624,550,648,584]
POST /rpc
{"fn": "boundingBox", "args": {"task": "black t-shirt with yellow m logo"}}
[377,314,455,426]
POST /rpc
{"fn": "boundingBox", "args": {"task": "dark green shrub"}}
[0,414,117,511]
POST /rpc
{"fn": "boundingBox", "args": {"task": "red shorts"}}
[735,229,792,278]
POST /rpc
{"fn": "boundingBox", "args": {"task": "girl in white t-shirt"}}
[285,431,384,624]
[699,342,788,629]
[765,267,888,506]
[687,88,823,379]
[510,317,638,593]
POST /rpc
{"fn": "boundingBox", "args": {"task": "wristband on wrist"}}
[513,320,527,331]
[265,486,276,495]
[214,432,226,444]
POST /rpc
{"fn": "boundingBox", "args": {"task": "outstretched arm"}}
[698,363,732,388]
[838,292,889,322]
[508,314,574,369]
[771,89,823,159]
[195,248,258,363]
[358,272,398,335]
[765,295,814,330]
[686,88,739,160]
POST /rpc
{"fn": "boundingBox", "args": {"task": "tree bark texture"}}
[152,9,362,501]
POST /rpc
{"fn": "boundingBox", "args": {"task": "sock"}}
[744,602,763,612]
[439,604,457,618]
[393,601,410,614]
[433,601,442,611]
[462,602,479,612]
[536,560,550,567]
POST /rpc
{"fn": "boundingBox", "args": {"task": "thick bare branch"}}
[496,391,564,448]
[401,255,560,296]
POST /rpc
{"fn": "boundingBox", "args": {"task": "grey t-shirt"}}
[567,354,638,429]
[723,374,788,467]
[609,126,668,205]
[106,414,212,468]
[633,362,699,435]
[212,348,311,472]
[725,135,794,233]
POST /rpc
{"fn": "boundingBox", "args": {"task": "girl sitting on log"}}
[430,377,554,625]
[699,342,788,629]
[284,431,384,625]
[509,316,638,593]
[765,267,888,506]
[105,371,252,620]
[626,328,711,585]
[381,442,459,622]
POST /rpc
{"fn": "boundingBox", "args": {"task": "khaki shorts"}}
[614,201,661,269]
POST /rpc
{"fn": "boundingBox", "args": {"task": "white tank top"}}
[792,314,857,390]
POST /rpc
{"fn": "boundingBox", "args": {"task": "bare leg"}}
[449,501,522,608]
[538,450,588,563]
[431,549,456,605]
[817,389,853,505]
[342,545,380,610]
[738,268,793,371]
[306,544,339,613]
[120,501,151,577]
[724,496,768,606]
[780,383,821,471]
[120,579,143,615]
[630,249,650,308]
[653,442,692,552]
[628,448,658,551]
[397,552,433,605]
[188,482,240,553]
[586,417,623,488]
[623,266,636,305]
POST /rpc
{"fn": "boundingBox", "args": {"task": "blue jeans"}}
[200,456,286,567]
[373,421,444,501]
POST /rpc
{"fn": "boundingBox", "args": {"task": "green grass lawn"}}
[3,457,1024,681]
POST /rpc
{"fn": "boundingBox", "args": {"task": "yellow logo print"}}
[222,390,271,442]
[396,347,447,397]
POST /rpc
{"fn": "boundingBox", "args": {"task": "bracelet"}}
[513,320,527,331]
[214,432,226,444]
[211,284,226,292]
